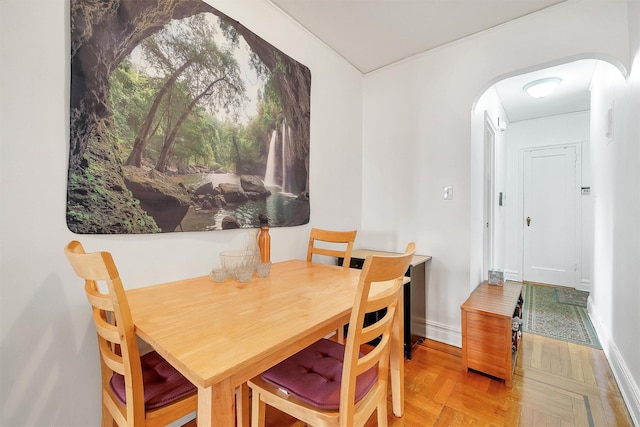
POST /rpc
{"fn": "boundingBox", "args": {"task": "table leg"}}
[390,288,405,417]
[197,378,235,427]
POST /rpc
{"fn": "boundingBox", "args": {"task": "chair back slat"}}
[85,281,116,311]
[65,242,119,281]
[353,333,391,374]
[309,247,348,259]
[91,309,121,348]
[359,308,395,345]
[307,228,357,268]
[98,338,126,376]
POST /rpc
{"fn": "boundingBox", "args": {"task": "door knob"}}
[526,216,531,227]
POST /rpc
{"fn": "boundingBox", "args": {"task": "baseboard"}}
[504,270,520,282]
[420,338,462,358]
[588,300,640,426]
[578,279,591,291]
[413,319,461,348]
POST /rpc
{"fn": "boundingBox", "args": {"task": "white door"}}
[523,145,579,286]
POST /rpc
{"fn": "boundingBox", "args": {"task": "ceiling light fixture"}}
[523,77,562,98]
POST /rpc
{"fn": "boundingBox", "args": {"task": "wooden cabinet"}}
[461,281,523,387]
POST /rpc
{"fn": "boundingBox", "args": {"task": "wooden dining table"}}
[127,259,406,427]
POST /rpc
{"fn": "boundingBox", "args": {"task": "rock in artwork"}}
[68,0,310,233]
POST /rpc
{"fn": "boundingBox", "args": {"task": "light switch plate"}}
[444,186,453,200]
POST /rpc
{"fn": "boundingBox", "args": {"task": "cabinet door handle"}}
[526,216,531,227]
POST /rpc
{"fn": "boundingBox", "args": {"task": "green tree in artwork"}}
[170,110,217,169]
[123,14,245,171]
[110,58,153,160]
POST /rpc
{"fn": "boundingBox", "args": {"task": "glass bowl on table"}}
[219,250,259,279]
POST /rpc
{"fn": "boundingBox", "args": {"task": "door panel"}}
[523,146,578,286]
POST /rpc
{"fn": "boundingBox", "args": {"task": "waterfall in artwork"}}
[263,120,294,193]
[281,120,288,193]
[264,130,277,187]
[280,120,297,194]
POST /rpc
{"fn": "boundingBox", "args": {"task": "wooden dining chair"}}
[248,242,416,427]
[64,240,198,427]
[307,228,358,343]
[307,228,357,269]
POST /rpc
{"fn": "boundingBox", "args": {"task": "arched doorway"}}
[473,57,626,291]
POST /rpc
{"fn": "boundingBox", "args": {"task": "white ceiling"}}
[494,59,596,122]
[270,0,568,74]
[269,0,595,122]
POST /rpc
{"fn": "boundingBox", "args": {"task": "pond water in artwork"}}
[175,173,308,231]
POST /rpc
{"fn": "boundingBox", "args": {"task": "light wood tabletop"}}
[126,259,406,427]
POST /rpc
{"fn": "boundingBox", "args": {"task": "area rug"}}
[522,284,601,348]
[555,286,589,307]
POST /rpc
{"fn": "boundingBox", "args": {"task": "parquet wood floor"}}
[262,334,634,426]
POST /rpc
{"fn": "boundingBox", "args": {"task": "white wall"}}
[503,111,591,288]
[590,57,640,425]
[362,0,630,348]
[0,0,363,425]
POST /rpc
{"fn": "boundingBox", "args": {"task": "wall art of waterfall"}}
[67,0,310,234]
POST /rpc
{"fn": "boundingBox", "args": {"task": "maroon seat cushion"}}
[261,338,378,410]
[110,350,196,410]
